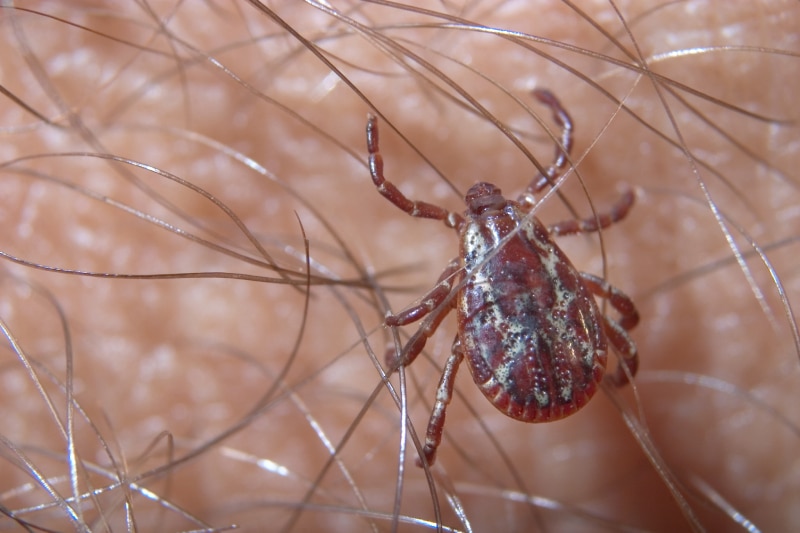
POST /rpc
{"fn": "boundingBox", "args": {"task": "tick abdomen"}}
[458,204,606,422]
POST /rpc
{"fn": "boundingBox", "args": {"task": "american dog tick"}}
[367,89,639,466]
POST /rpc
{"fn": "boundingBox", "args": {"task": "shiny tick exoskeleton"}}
[367,89,639,466]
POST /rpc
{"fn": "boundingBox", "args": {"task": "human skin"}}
[0,1,798,531]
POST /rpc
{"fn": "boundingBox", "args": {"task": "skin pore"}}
[0,1,798,531]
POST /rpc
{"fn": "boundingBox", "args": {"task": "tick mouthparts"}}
[465,182,506,214]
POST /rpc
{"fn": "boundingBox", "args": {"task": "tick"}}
[367,89,639,466]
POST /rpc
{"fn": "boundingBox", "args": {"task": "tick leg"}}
[367,115,464,230]
[547,189,635,237]
[418,338,464,467]
[579,272,639,330]
[603,316,639,386]
[520,88,574,202]
[386,292,456,370]
[385,259,460,370]
[581,270,640,385]
[385,258,460,327]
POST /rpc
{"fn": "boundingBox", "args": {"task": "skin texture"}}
[0,1,798,531]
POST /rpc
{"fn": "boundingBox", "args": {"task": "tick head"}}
[465,182,506,216]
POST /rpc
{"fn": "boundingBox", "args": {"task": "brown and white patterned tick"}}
[367,89,639,466]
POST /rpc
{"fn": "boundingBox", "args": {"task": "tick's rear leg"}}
[580,271,640,385]
[418,338,464,466]
[367,115,464,230]
[602,316,638,386]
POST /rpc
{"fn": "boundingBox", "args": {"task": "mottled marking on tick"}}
[366,89,639,465]
[457,200,608,420]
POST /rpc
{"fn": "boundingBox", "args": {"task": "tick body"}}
[367,90,639,465]
[459,183,607,422]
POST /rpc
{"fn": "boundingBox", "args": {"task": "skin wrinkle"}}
[0,1,798,530]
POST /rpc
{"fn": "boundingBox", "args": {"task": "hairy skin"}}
[0,1,798,531]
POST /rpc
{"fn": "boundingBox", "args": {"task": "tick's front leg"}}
[367,115,464,229]
[418,337,464,467]
[521,88,575,199]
